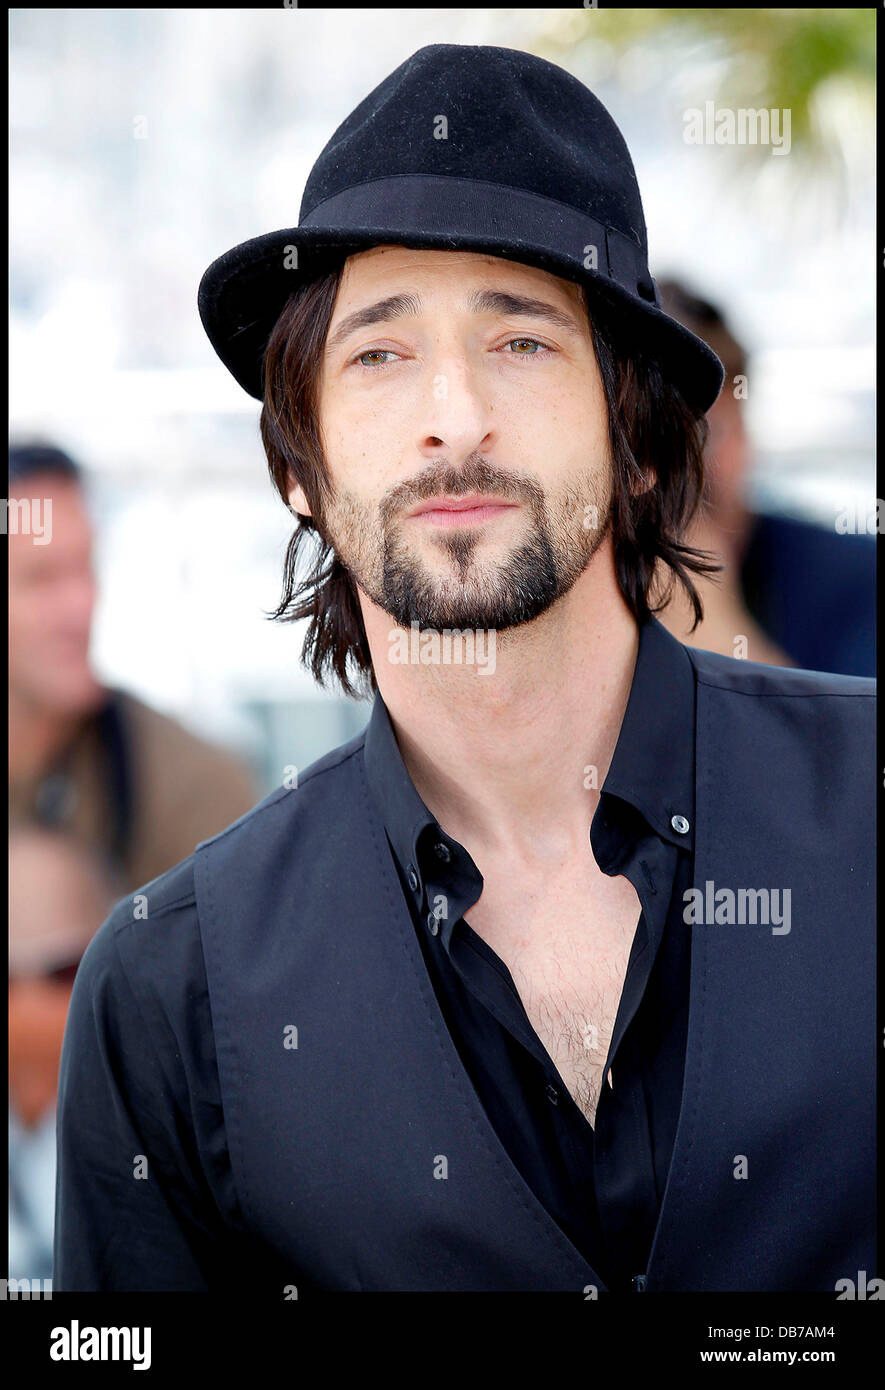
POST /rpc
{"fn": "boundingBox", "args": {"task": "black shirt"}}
[54,615,695,1292]
[363,614,696,1292]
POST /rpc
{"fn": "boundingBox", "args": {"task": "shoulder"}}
[751,509,875,570]
[67,726,371,1031]
[113,689,256,787]
[683,646,874,793]
[72,853,202,1015]
[189,721,370,855]
[73,723,369,980]
[685,644,875,704]
[78,721,369,972]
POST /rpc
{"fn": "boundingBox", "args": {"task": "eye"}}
[349,337,555,370]
[500,337,554,360]
[352,348,401,369]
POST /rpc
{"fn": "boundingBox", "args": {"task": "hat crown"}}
[198,42,724,408]
[299,43,647,253]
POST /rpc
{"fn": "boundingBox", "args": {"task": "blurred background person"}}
[9,824,122,1286]
[654,280,875,676]
[8,441,261,893]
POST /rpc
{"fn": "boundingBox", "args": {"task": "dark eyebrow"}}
[324,287,586,357]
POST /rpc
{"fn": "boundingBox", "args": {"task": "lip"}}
[407,494,517,526]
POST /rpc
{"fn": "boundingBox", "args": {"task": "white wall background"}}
[10,8,875,781]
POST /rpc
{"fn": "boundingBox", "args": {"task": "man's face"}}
[704,389,749,527]
[298,245,614,632]
[8,474,103,712]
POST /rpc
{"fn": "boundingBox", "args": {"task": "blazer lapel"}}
[356,754,610,1291]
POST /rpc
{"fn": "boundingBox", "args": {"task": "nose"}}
[416,352,494,462]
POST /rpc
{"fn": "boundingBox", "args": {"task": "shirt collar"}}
[593,614,696,854]
[363,679,442,895]
[363,614,696,897]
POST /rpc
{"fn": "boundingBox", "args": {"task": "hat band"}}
[300,175,655,300]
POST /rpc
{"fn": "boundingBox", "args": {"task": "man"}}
[651,282,791,667]
[9,442,260,892]
[654,279,876,678]
[55,43,874,1293]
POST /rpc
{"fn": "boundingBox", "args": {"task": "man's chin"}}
[388,613,500,634]
[378,588,559,634]
[359,520,589,633]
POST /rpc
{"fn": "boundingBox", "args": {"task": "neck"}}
[361,537,640,869]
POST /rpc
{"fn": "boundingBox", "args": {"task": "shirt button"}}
[545,1082,559,1105]
[407,865,419,892]
[433,841,451,863]
[426,911,440,936]
[671,814,690,835]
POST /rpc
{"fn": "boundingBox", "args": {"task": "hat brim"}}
[198,226,724,411]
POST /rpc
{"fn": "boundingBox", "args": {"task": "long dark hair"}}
[259,261,722,698]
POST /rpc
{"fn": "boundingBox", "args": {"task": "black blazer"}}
[54,625,875,1291]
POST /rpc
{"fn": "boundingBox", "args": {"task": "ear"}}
[287,480,312,518]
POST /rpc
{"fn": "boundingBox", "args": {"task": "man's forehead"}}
[8,472,85,503]
[337,242,582,301]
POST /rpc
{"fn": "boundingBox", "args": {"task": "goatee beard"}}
[375,495,610,632]
[322,454,611,633]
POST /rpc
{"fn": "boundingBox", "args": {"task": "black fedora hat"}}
[198,43,724,411]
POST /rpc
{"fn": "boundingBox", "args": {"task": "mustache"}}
[378,456,545,527]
